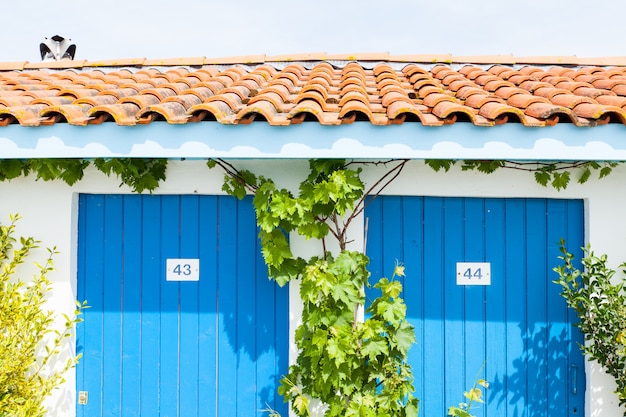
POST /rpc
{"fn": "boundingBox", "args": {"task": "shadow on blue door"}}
[76,194,288,417]
[365,196,586,417]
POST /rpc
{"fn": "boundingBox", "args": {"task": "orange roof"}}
[3,53,626,128]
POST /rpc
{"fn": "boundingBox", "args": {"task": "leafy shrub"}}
[213,158,419,416]
[0,214,86,417]
[554,242,626,411]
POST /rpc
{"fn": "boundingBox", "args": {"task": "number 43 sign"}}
[456,262,491,286]
[166,259,200,282]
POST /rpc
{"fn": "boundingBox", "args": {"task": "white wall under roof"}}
[0,159,625,416]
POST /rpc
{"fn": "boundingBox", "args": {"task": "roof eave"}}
[1,122,625,161]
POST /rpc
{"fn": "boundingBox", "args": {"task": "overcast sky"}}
[2,0,625,62]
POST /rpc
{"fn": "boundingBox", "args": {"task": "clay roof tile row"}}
[3,55,626,128]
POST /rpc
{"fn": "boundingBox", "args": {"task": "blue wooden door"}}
[76,194,288,417]
[366,197,585,417]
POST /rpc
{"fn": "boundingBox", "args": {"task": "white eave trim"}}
[1,122,625,160]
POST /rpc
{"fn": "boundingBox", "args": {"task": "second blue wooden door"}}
[76,194,288,417]
[366,197,585,417]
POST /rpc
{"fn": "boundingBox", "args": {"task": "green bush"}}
[0,214,86,417]
[214,159,419,416]
[554,242,626,412]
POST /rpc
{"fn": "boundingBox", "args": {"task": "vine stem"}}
[211,158,259,194]
[351,159,409,221]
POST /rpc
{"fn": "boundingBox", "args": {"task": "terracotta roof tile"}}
[4,54,626,128]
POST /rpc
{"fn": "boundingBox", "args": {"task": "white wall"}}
[0,159,624,417]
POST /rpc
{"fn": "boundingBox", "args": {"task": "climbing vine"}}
[425,160,620,191]
[0,158,167,193]
[209,158,419,416]
[0,158,620,193]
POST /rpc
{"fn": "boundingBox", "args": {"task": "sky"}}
[2,0,626,62]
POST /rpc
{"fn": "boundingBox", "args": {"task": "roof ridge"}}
[3,53,626,71]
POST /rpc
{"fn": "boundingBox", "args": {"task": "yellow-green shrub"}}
[0,214,85,417]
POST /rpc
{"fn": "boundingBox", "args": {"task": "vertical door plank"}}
[484,199,507,417]
[121,196,142,417]
[566,200,586,414]
[179,196,201,417]
[76,196,88,417]
[254,217,278,414]
[463,198,487,406]
[525,199,549,416]
[139,195,161,416]
[401,197,424,402]
[272,245,290,417]
[102,195,123,416]
[503,199,527,416]
[198,196,218,416]
[160,195,181,416]
[217,197,238,416]
[545,199,571,417]
[381,196,404,283]
[422,197,445,416]
[78,195,106,417]
[443,198,466,411]
[236,198,257,416]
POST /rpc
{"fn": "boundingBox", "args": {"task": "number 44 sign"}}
[166,259,200,282]
[456,262,491,286]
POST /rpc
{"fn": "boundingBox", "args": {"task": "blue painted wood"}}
[160,195,182,417]
[484,199,507,417]
[421,197,445,416]
[77,194,288,417]
[198,196,218,417]
[443,198,465,414]
[462,198,487,417]
[365,196,586,417]
[216,196,238,417]
[237,198,257,416]
[400,197,424,403]
[77,195,105,417]
[526,199,548,416]
[102,195,123,417]
[503,199,528,417]
[179,196,200,417]
[121,196,142,417]
[139,195,161,416]
[75,195,88,417]
[566,201,586,414]
[271,239,290,417]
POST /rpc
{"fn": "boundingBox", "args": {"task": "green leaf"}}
[361,338,388,359]
[599,165,613,179]
[0,160,28,180]
[425,159,455,172]
[448,406,470,417]
[534,170,550,187]
[551,171,571,191]
[578,166,592,184]
[93,158,167,193]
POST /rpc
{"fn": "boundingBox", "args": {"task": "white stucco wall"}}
[0,159,624,417]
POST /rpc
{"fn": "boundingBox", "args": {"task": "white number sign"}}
[456,262,491,286]
[166,259,200,281]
